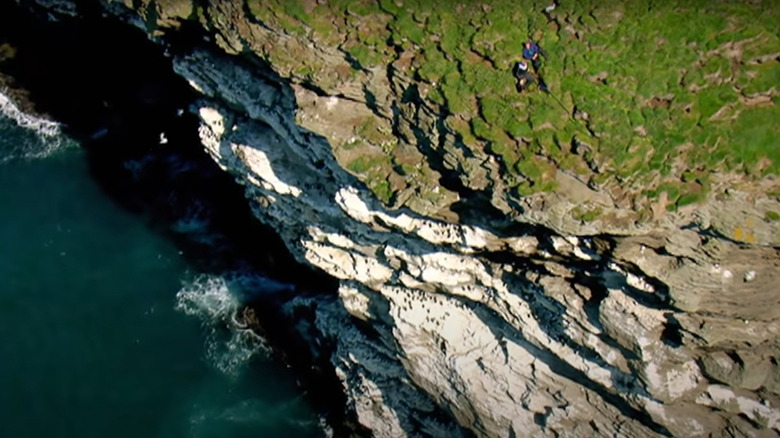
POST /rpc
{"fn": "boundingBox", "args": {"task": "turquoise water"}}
[0,115,324,437]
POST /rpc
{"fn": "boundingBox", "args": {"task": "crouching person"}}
[515,61,535,92]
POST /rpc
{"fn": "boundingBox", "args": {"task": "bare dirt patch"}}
[740,91,776,107]
[645,96,672,109]
[652,191,669,221]
[587,71,609,85]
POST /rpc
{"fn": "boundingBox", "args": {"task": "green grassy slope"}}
[229,1,779,214]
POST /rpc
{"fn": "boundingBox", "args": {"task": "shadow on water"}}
[0,2,358,436]
[0,2,335,288]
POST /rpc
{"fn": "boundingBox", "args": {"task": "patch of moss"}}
[765,211,780,222]
[487,137,520,171]
[356,116,394,146]
[645,182,682,203]
[284,1,310,24]
[233,0,780,213]
[676,192,705,208]
[515,182,534,197]
[696,84,739,121]
[572,206,603,222]
[306,13,337,41]
[416,48,451,83]
[447,117,478,147]
[368,178,394,204]
[345,1,377,17]
[294,65,314,76]
[729,104,780,175]
[441,71,473,114]
[346,155,374,174]
[389,10,426,45]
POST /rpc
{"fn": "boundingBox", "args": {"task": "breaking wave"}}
[0,90,60,136]
[0,89,72,163]
[175,273,295,376]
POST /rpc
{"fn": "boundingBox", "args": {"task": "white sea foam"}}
[0,89,72,162]
[0,90,61,137]
[176,275,238,320]
[175,274,270,376]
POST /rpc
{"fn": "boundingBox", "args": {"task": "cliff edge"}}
[16,0,780,436]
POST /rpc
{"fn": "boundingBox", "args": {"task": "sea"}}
[0,95,325,437]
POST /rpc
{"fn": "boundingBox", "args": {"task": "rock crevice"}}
[179,39,779,436]
[13,1,780,437]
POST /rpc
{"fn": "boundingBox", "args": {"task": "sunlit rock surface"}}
[16,1,780,436]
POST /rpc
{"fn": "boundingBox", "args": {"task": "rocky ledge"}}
[15,1,780,437]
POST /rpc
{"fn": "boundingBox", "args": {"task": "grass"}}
[346,153,395,203]
[346,156,375,174]
[676,192,705,208]
[572,206,604,223]
[194,0,780,210]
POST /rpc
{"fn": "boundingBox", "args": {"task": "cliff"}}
[18,0,780,436]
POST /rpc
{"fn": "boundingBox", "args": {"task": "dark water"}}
[0,115,324,437]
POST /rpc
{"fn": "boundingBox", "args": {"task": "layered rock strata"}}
[183,46,779,436]
[16,1,780,437]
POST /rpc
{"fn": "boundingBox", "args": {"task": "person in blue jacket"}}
[522,40,547,72]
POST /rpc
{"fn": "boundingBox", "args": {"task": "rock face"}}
[21,1,780,437]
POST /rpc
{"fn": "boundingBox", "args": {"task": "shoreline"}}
[0,87,60,138]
